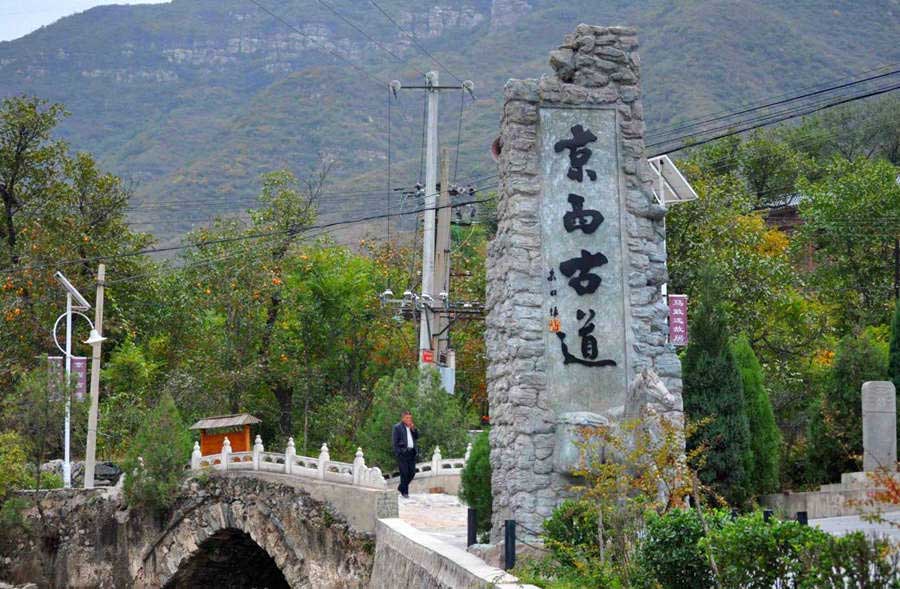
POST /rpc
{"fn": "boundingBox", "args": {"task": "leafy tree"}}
[682,274,752,505]
[122,393,192,514]
[731,335,780,495]
[0,431,30,499]
[459,429,491,534]
[355,367,466,471]
[806,329,888,483]
[796,157,900,329]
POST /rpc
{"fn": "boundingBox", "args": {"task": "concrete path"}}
[398,493,470,551]
[811,510,900,542]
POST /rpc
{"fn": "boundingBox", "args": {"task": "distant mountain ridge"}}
[1,0,898,244]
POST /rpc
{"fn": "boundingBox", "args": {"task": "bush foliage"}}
[459,429,491,535]
[122,393,192,514]
[731,335,781,495]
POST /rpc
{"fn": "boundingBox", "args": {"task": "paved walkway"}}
[812,510,900,542]
[398,493,469,551]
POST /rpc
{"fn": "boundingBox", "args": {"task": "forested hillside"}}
[1,0,898,243]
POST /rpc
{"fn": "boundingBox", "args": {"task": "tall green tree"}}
[796,157,900,329]
[806,329,888,484]
[682,274,752,505]
[890,302,900,390]
[731,335,781,495]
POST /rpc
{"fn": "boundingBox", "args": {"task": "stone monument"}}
[486,24,683,540]
[862,381,897,472]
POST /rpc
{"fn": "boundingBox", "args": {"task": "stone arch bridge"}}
[0,439,471,588]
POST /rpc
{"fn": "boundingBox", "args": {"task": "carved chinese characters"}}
[540,108,628,413]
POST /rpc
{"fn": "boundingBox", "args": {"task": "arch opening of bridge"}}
[162,527,289,589]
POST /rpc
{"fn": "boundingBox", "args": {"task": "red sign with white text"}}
[668,295,688,346]
[421,349,434,364]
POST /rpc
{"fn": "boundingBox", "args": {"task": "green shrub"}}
[123,393,192,515]
[0,431,30,499]
[459,429,491,534]
[542,499,601,566]
[638,508,728,589]
[731,335,781,495]
[703,511,829,588]
[891,301,900,390]
[799,531,899,588]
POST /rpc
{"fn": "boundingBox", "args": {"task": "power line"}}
[366,0,464,84]
[312,0,412,66]
[1,198,491,276]
[245,0,389,89]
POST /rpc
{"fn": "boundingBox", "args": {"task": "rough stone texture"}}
[487,24,683,540]
[862,381,897,472]
[369,519,537,589]
[0,474,373,588]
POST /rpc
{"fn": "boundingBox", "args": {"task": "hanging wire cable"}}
[366,0,464,83]
[387,85,393,241]
[312,0,414,67]
[245,0,389,88]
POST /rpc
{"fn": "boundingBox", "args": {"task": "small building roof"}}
[189,413,261,430]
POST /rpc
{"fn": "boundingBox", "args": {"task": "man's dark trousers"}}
[397,450,416,496]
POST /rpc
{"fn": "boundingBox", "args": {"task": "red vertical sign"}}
[668,295,688,346]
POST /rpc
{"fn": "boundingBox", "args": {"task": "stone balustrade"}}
[189,437,473,490]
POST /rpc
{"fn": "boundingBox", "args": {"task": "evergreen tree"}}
[890,302,900,390]
[806,330,888,483]
[682,275,752,505]
[459,429,492,535]
[731,335,781,495]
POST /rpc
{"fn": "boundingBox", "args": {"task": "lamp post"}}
[53,272,91,489]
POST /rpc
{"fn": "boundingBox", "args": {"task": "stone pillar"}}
[862,381,897,472]
[487,24,683,540]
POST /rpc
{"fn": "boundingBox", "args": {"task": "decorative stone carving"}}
[487,24,683,540]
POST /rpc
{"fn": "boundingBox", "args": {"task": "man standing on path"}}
[392,410,419,499]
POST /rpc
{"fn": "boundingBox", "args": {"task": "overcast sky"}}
[0,1,170,42]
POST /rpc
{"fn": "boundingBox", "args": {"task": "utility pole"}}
[419,70,440,367]
[84,264,106,489]
[433,147,452,357]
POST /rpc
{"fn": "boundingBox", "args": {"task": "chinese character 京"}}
[554,124,598,183]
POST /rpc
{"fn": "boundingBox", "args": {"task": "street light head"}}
[402,290,414,299]
[84,329,106,346]
[54,272,91,311]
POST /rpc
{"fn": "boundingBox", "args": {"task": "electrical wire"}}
[366,0,464,84]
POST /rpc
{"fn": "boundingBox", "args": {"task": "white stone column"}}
[863,381,897,472]
[353,447,366,485]
[253,435,264,471]
[318,443,330,480]
[464,442,473,464]
[191,441,201,470]
[431,445,442,476]
[221,437,231,471]
[285,437,296,475]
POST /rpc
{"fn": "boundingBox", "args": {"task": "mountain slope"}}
[1,0,898,244]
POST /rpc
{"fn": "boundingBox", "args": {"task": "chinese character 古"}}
[554,124,598,182]
[563,193,603,234]
[559,249,608,295]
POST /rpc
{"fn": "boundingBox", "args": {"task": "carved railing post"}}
[464,442,473,464]
[318,443,330,480]
[221,437,232,471]
[191,441,201,470]
[285,437,296,475]
[253,435,263,471]
[352,447,366,485]
[432,445,442,476]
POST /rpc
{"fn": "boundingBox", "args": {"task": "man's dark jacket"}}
[392,422,419,458]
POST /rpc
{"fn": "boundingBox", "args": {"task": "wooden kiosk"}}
[190,413,261,456]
